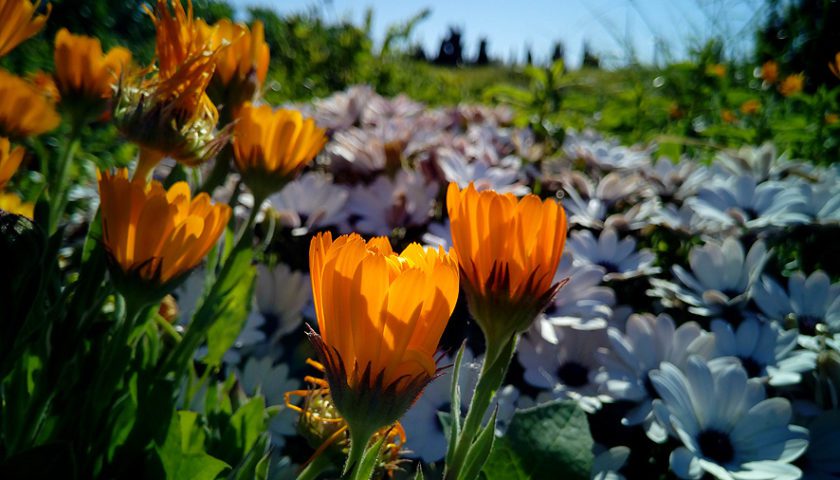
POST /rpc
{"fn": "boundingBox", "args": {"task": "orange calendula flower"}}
[200,19,270,116]
[760,60,779,84]
[0,137,25,189]
[0,69,60,138]
[0,191,33,219]
[706,63,726,78]
[0,0,50,58]
[779,73,804,96]
[740,99,760,115]
[113,0,224,178]
[233,103,326,198]
[307,232,459,455]
[721,109,736,124]
[53,29,131,119]
[447,182,567,349]
[829,52,840,80]
[97,168,231,298]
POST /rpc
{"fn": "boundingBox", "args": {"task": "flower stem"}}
[445,334,518,480]
[344,425,375,479]
[133,148,164,182]
[47,126,82,234]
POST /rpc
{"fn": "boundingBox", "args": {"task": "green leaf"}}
[482,400,593,480]
[459,409,497,480]
[413,464,425,480]
[156,413,229,480]
[445,342,466,464]
[216,395,267,464]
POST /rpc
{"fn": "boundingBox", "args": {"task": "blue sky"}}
[229,0,765,68]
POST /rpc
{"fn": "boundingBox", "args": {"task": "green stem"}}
[296,451,335,480]
[197,145,233,195]
[445,334,517,480]
[344,426,375,479]
[48,127,82,234]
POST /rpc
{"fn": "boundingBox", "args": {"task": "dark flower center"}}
[557,361,589,387]
[737,356,763,378]
[598,260,620,274]
[797,315,821,336]
[698,429,735,465]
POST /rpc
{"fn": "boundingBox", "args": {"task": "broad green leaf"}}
[156,413,229,480]
[482,400,593,480]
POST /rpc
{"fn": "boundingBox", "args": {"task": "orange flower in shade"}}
[0,0,50,58]
[706,63,726,78]
[200,19,270,117]
[0,137,25,189]
[232,103,327,198]
[721,109,736,124]
[740,99,760,115]
[0,191,33,219]
[447,182,567,349]
[830,52,840,79]
[760,60,779,84]
[0,69,60,138]
[97,168,231,297]
[53,28,131,119]
[113,0,223,178]
[779,73,804,96]
[307,232,459,458]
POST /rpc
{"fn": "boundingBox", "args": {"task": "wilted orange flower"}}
[721,109,736,123]
[706,63,726,78]
[308,232,459,441]
[53,29,131,118]
[97,168,231,292]
[447,182,567,346]
[233,104,326,198]
[740,99,760,115]
[0,69,60,138]
[0,137,25,189]
[0,191,33,218]
[0,0,50,58]
[830,52,840,79]
[760,60,779,84]
[114,0,223,175]
[200,19,269,114]
[779,73,804,96]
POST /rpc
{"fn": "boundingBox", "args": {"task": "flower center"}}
[698,429,735,465]
[598,260,620,274]
[737,356,763,378]
[796,315,821,336]
[557,361,589,387]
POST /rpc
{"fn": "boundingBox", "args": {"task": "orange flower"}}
[830,52,840,79]
[232,103,326,198]
[447,182,567,346]
[740,99,760,115]
[760,60,779,84]
[779,73,804,96]
[0,0,50,58]
[0,137,25,189]
[826,113,839,125]
[114,0,223,175]
[201,19,270,115]
[97,168,231,293]
[721,109,736,123]
[307,232,459,442]
[0,69,60,138]
[0,191,33,218]
[706,63,726,78]
[53,29,131,118]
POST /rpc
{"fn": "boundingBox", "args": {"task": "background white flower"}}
[266,171,349,235]
[252,263,311,340]
[568,228,659,281]
[752,271,840,335]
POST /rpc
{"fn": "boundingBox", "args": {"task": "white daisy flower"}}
[235,356,301,448]
[252,263,311,340]
[567,228,659,281]
[266,172,349,235]
[591,445,631,480]
[312,85,374,132]
[360,93,425,126]
[436,148,529,195]
[518,325,611,412]
[561,172,654,231]
[709,318,817,386]
[713,143,793,182]
[642,156,709,203]
[752,271,840,335]
[685,175,809,232]
[796,178,840,225]
[651,358,808,480]
[563,130,651,172]
[421,220,452,250]
[541,253,616,331]
[596,314,714,442]
[343,169,438,236]
[648,237,768,318]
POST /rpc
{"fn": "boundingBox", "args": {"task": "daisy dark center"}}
[737,356,763,378]
[598,260,620,274]
[557,361,589,387]
[698,429,735,465]
[796,315,821,336]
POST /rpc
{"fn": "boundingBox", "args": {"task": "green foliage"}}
[482,400,594,480]
[156,412,230,480]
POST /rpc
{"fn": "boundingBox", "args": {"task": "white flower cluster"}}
[174,86,839,479]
